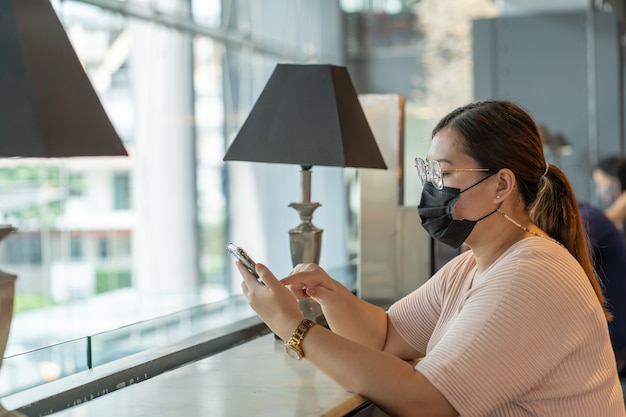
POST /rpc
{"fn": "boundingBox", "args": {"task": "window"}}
[4,0,352,398]
[69,234,82,260]
[113,173,130,210]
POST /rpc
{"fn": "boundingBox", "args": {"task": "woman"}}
[593,155,626,233]
[236,100,625,416]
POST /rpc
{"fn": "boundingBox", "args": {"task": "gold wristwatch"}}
[284,318,316,360]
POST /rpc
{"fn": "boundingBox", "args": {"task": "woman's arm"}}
[319,286,389,349]
[241,262,445,416]
[281,263,422,356]
[294,322,456,417]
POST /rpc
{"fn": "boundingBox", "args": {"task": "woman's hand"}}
[282,263,353,308]
[238,261,303,341]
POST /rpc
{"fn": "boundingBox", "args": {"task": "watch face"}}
[285,344,303,360]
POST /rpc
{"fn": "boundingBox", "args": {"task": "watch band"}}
[284,318,316,360]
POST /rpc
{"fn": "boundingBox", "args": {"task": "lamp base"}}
[288,202,324,323]
[288,202,322,265]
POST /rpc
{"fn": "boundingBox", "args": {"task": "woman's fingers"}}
[281,265,343,306]
[254,263,280,287]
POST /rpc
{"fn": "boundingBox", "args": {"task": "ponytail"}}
[530,165,610,320]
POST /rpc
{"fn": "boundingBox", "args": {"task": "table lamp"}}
[0,1,127,414]
[223,64,387,313]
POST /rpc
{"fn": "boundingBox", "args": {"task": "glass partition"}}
[1,261,355,398]
[2,296,256,397]
[1,338,87,398]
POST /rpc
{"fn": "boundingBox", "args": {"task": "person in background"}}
[235,100,625,416]
[578,202,626,375]
[593,155,626,233]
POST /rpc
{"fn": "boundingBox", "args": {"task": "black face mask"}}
[417,175,498,248]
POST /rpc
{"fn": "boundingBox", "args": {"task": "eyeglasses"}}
[415,157,493,190]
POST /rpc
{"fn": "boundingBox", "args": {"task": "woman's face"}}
[427,128,495,219]
[592,168,621,205]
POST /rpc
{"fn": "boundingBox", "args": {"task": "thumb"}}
[305,286,331,303]
[255,263,279,287]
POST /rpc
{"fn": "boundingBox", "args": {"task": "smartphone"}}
[227,243,258,277]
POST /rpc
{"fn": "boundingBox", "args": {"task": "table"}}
[46,333,370,416]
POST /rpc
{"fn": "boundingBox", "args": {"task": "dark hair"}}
[433,99,609,319]
[596,156,626,191]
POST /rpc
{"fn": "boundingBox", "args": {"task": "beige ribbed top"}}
[388,238,626,416]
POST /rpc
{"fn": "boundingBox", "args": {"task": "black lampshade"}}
[0,0,127,158]
[223,64,387,169]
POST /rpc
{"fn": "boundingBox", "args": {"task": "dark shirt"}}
[579,202,626,374]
